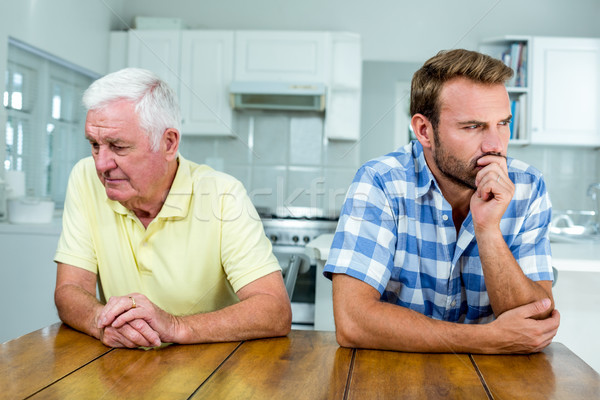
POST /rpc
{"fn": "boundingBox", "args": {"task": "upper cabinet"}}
[110,30,234,136]
[109,29,361,140]
[234,31,329,82]
[127,30,182,98]
[325,33,362,141]
[481,35,600,147]
[530,37,600,146]
[179,31,234,135]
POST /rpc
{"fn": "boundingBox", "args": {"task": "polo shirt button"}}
[442,214,449,221]
[450,299,456,307]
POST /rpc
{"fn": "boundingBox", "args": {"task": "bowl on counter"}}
[7,197,55,224]
[549,210,599,243]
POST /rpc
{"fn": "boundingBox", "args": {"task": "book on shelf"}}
[509,99,517,139]
[501,42,527,88]
[508,94,527,141]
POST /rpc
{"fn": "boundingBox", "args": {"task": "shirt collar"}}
[106,154,192,220]
[411,140,438,199]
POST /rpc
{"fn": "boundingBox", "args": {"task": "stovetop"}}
[258,207,338,247]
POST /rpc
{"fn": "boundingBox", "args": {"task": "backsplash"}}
[178,110,600,216]
[179,110,360,215]
[509,145,600,212]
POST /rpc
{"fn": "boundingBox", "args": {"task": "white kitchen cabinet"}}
[127,30,182,97]
[530,37,600,146]
[325,33,362,141]
[0,223,62,343]
[179,31,234,136]
[110,30,235,136]
[234,31,329,82]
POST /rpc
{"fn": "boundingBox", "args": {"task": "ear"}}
[162,128,180,161]
[411,113,434,149]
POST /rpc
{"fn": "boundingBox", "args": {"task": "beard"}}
[431,129,502,191]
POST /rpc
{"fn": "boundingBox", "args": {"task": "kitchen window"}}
[3,39,97,207]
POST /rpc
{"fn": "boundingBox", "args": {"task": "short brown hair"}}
[410,49,513,130]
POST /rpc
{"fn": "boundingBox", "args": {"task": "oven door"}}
[272,245,316,328]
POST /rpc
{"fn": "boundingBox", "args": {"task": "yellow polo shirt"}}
[54,156,281,316]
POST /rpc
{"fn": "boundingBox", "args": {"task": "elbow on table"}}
[272,301,293,337]
[333,313,364,348]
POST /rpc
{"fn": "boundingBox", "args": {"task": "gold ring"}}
[129,296,136,309]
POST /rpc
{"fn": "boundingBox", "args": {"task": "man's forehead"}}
[439,78,510,118]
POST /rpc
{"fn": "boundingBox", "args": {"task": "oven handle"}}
[271,245,315,299]
[270,245,315,266]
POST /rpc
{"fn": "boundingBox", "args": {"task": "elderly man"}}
[54,68,291,348]
[324,49,560,354]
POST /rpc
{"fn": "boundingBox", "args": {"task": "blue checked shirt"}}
[324,140,553,324]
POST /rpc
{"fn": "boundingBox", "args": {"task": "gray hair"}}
[82,68,181,151]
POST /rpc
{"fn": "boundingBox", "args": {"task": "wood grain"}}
[0,323,111,399]
[191,330,353,399]
[346,350,489,400]
[472,342,600,400]
[27,340,241,400]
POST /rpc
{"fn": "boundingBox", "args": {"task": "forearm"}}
[172,292,291,344]
[55,284,104,339]
[477,229,553,318]
[335,299,499,353]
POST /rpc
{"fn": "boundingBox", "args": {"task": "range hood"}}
[229,82,326,112]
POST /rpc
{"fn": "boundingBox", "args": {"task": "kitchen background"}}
[1,0,599,372]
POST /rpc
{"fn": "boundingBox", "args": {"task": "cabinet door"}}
[234,31,329,82]
[179,31,234,135]
[531,37,600,145]
[325,34,361,141]
[127,30,181,95]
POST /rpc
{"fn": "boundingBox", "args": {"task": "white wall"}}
[119,0,600,61]
[0,0,123,76]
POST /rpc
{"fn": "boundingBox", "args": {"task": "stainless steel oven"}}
[259,207,337,330]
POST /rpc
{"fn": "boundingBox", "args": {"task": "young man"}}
[54,68,291,348]
[324,49,559,354]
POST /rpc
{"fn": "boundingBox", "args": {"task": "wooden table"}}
[2,324,599,399]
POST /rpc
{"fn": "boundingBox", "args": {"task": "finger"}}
[519,298,552,319]
[102,327,138,348]
[111,306,150,329]
[476,154,508,172]
[98,295,139,328]
[129,319,161,347]
[117,323,154,347]
[475,165,505,189]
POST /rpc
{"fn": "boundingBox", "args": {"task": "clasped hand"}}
[96,293,176,348]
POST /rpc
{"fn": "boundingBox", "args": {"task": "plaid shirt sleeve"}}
[506,160,553,281]
[324,164,399,294]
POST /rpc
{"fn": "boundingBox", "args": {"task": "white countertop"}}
[0,215,62,236]
[306,234,600,272]
[551,241,600,272]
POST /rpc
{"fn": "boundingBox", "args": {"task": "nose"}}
[481,127,505,154]
[94,146,117,175]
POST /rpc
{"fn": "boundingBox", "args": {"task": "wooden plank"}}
[191,330,353,399]
[0,323,111,399]
[28,340,241,399]
[347,350,489,400]
[472,342,600,400]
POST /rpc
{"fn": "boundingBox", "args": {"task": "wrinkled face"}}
[85,100,170,207]
[430,78,511,190]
